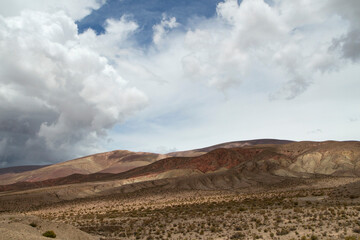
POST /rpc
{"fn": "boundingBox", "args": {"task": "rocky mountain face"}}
[119,141,360,180]
[0,140,359,194]
[276,141,360,176]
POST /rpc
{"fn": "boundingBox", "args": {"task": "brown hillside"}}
[167,139,293,157]
[0,139,292,185]
[1,140,359,194]
[0,150,165,185]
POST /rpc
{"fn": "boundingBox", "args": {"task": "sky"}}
[0,0,359,167]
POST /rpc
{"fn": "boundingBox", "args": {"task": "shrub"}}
[276,228,290,236]
[345,236,357,240]
[42,230,56,238]
[29,222,37,228]
[230,232,245,239]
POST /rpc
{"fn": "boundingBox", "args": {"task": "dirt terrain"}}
[1,176,360,239]
[0,214,98,240]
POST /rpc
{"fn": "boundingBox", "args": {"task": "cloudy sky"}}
[0,0,359,167]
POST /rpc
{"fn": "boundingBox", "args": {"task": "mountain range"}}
[0,139,291,185]
[0,139,359,196]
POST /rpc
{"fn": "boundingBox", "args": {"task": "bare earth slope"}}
[0,140,359,195]
[278,141,360,176]
[0,139,291,185]
[167,138,293,157]
[0,150,165,185]
[0,214,98,240]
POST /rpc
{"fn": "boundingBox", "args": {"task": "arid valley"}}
[1,140,360,240]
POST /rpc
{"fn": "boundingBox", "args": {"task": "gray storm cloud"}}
[0,10,147,167]
[327,0,360,62]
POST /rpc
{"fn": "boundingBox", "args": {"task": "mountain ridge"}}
[0,139,292,185]
[1,140,360,194]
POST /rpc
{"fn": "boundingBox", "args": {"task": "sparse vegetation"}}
[42,230,56,238]
[1,175,360,239]
[0,178,348,239]
[29,222,37,227]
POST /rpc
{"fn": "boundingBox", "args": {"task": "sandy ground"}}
[0,214,99,240]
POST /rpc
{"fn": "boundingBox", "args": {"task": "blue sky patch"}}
[76,0,230,46]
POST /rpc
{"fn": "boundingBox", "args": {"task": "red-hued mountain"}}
[0,139,292,185]
[167,139,293,157]
[1,140,360,194]
[0,150,166,185]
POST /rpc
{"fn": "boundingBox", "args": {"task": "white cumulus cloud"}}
[153,15,179,45]
[0,0,105,20]
[0,10,147,166]
[178,0,347,98]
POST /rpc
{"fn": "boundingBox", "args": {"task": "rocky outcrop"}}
[280,141,360,176]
